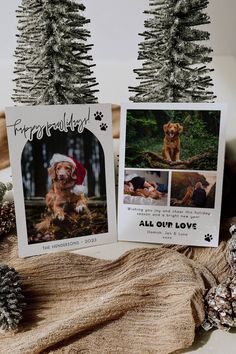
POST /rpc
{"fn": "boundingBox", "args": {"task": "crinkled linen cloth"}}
[0,227,233,354]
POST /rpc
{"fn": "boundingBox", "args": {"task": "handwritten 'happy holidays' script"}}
[7,109,90,141]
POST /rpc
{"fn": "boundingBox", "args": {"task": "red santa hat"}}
[50,153,87,195]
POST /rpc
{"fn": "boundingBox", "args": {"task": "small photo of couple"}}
[123,170,169,206]
[170,172,216,208]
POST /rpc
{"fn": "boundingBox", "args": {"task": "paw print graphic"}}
[94,111,103,121]
[100,123,108,131]
[204,234,213,242]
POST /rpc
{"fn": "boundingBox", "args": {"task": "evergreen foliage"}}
[129,0,215,103]
[13,0,98,105]
[0,265,25,331]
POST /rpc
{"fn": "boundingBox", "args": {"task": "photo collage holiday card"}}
[6,102,226,256]
[5,104,116,257]
[118,103,226,247]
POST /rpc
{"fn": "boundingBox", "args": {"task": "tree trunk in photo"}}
[98,143,106,197]
[83,132,95,197]
[32,139,47,197]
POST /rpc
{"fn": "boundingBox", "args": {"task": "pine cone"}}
[0,182,7,202]
[0,201,16,236]
[202,224,236,331]
[0,265,25,330]
[202,277,236,330]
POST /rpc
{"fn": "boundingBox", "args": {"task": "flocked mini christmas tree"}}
[12,0,98,105]
[129,0,215,103]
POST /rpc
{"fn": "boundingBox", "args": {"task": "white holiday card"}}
[6,104,116,257]
[118,103,226,247]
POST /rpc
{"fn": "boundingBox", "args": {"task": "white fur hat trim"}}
[71,184,88,195]
[50,153,76,167]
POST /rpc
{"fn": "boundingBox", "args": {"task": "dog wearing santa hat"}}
[36,153,89,232]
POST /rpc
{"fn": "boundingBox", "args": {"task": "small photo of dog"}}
[162,122,183,162]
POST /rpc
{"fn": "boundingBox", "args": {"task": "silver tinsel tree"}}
[129,0,215,103]
[12,0,98,105]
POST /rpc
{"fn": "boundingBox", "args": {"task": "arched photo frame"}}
[6,104,116,257]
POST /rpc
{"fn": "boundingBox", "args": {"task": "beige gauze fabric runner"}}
[0,231,233,354]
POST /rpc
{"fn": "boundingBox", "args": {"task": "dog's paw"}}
[55,212,65,221]
[75,205,85,214]
[58,215,65,221]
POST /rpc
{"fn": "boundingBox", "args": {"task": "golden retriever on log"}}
[162,122,183,162]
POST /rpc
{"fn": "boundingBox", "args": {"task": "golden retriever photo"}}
[172,186,194,206]
[21,128,109,244]
[125,109,221,171]
[36,155,89,233]
[162,122,183,162]
[46,157,88,219]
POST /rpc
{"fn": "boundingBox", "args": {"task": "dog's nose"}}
[58,173,66,179]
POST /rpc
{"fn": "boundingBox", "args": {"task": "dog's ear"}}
[71,166,77,180]
[48,166,56,180]
[177,123,183,133]
[163,122,170,132]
